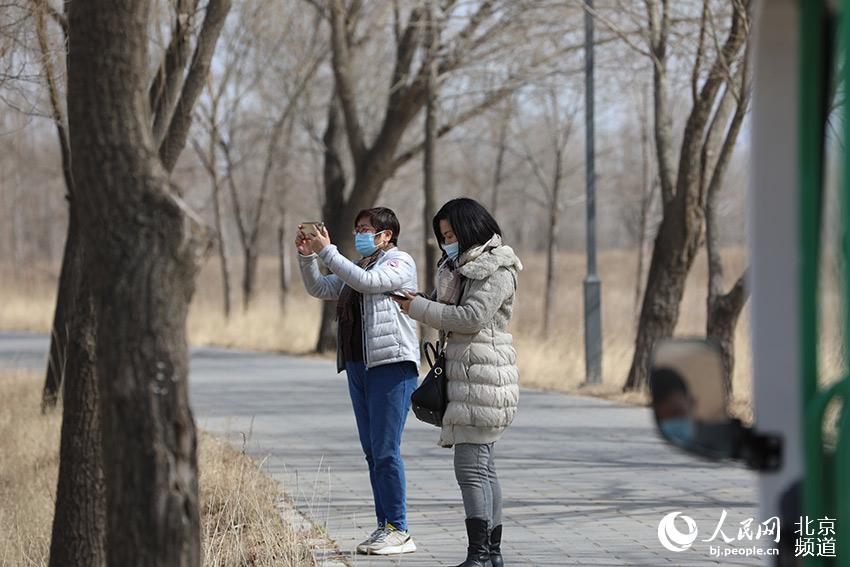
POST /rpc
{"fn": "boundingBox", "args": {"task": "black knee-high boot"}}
[489,524,503,567]
[453,518,492,567]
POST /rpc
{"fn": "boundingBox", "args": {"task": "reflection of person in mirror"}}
[651,368,696,446]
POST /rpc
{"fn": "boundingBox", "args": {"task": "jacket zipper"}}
[360,293,369,366]
[361,252,381,367]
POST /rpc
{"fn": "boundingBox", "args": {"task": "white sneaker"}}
[356,525,387,554]
[364,524,416,555]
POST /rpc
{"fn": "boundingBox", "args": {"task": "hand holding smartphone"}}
[300,221,325,237]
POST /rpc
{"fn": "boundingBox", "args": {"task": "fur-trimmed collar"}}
[458,244,523,280]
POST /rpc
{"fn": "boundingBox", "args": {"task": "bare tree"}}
[632,86,659,327]
[622,0,752,391]
[31,0,76,411]
[192,91,233,317]
[22,3,108,564]
[518,87,579,338]
[489,98,514,217]
[310,0,583,352]
[195,0,324,309]
[705,40,751,393]
[47,1,231,565]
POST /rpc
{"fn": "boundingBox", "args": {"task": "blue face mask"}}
[443,241,460,261]
[659,418,695,446]
[355,231,384,257]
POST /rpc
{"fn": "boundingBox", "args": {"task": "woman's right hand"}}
[295,228,313,256]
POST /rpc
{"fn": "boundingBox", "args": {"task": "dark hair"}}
[432,198,501,257]
[355,207,400,245]
[650,367,688,403]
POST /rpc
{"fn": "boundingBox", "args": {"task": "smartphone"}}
[384,291,409,300]
[300,221,325,237]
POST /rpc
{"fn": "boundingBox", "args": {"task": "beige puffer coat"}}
[407,244,522,447]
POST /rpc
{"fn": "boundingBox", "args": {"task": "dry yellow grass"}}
[0,371,59,565]
[511,247,752,407]
[7,245,845,413]
[0,250,752,401]
[0,372,317,567]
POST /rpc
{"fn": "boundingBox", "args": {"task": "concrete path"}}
[0,332,763,566]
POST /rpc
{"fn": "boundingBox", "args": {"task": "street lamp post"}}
[583,0,603,385]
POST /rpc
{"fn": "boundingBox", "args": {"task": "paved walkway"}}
[1,333,762,566]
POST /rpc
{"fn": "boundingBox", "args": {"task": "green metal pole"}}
[837,2,850,562]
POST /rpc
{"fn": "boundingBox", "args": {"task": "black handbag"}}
[411,340,447,427]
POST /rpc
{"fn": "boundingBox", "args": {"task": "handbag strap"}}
[423,340,442,368]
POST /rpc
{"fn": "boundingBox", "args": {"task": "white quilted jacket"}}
[407,245,522,447]
[298,245,420,373]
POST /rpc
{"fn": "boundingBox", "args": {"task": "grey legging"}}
[453,442,502,529]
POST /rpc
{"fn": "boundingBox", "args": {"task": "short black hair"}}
[650,367,688,403]
[432,198,501,258]
[355,207,400,245]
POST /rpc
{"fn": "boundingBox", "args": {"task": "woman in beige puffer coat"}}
[393,198,521,567]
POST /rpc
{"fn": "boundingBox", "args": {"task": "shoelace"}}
[371,528,392,543]
[367,526,387,543]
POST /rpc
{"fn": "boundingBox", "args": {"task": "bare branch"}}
[328,0,366,162]
[644,0,676,204]
[690,0,707,104]
[160,0,232,173]
[150,0,199,146]
[32,0,73,196]
[580,1,652,59]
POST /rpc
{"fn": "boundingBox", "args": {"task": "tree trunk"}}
[490,103,511,217]
[36,0,76,411]
[278,223,290,308]
[48,242,105,567]
[315,211,353,353]
[707,277,747,395]
[66,0,215,563]
[210,158,231,318]
[623,0,750,392]
[623,206,702,391]
[241,246,258,310]
[42,211,81,410]
[315,97,347,354]
[633,92,656,329]
[542,157,562,339]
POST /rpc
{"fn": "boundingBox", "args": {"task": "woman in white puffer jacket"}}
[393,198,521,567]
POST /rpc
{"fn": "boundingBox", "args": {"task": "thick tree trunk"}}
[707,278,747,395]
[315,212,353,353]
[315,97,347,354]
[623,0,749,392]
[66,0,216,563]
[48,245,105,567]
[623,206,701,391]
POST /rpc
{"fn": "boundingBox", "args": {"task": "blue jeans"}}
[345,360,418,532]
